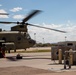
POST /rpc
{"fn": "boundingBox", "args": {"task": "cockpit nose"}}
[29,39,36,45]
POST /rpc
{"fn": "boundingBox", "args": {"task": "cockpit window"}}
[24,33,31,39]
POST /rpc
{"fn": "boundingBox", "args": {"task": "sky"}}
[0,0,76,43]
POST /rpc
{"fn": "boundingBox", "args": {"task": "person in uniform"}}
[1,44,6,57]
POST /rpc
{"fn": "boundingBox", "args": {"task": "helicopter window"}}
[24,33,26,37]
[2,37,6,41]
[17,37,21,41]
[25,33,31,39]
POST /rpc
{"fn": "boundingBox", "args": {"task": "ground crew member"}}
[0,46,1,53]
[1,44,6,57]
[0,46,3,58]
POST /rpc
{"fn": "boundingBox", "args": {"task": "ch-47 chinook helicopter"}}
[0,13,9,15]
[0,10,66,53]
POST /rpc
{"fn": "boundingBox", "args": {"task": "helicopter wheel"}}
[14,49,16,52]
[8,49,10,53]
[25,48,26,51]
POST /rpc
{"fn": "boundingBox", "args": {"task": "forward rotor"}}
[0,10,66,33]
[0,10,41,24]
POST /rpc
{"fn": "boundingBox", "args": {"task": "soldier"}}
[1,44,6,57]
[0,46,3,58]
[0,46,1,53]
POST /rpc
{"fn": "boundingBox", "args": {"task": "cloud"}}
[0,9,9,18]
[0,4,2,6]
[10,7,22,12]
[28,22,76,43]
[13,15,24,19]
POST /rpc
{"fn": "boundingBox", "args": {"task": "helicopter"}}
[0,10,66,53]
[0,13,9,15]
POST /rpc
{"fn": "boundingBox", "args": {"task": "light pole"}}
[65,36,67,42]
[34,33,36,41]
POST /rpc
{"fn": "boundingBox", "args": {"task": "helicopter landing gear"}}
[14,49,16,52]
[25,48,26,51]
[8,49,10,53]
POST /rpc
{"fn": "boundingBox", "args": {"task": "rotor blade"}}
[26,23,66,33]
[22,10,41,23]
[0,13,9,15]
[0,21,17,24]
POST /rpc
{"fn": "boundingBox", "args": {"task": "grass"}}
[6,49,51,53]
[26,50,51,53]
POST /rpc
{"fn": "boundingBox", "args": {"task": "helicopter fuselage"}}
[0,31,36,52]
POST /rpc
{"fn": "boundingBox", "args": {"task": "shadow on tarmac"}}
[6,55,51,61]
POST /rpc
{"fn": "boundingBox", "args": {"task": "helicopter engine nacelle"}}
[11,25,27,32]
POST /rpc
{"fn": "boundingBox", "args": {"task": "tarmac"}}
[0,51,76,73]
